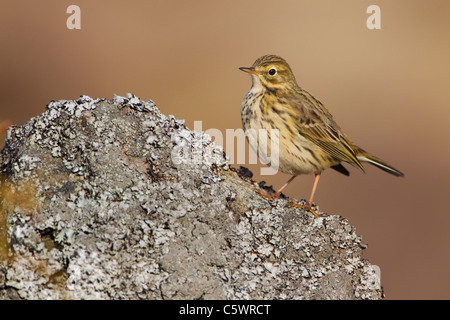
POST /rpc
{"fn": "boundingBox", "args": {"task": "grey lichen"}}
[0,94,383,300]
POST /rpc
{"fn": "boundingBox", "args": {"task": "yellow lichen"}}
[0,176,39,261]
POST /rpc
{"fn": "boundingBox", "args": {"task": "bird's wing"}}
[288,91,365,171]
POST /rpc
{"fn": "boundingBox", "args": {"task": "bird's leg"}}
[289,173,323,218]
[257,175,297,199]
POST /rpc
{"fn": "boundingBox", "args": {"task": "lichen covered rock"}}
[0,95,382,299]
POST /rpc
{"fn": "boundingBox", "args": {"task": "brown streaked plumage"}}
[240,54,404,217]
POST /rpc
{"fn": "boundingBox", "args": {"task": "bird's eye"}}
[268,68,277,76]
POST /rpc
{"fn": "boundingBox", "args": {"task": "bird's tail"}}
[356,148,404,177]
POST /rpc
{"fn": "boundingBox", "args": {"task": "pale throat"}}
[250,75,265,93]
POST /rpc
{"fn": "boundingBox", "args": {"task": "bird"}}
[239,54,404,217]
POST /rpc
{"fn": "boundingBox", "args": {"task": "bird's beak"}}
[239,67,259,75]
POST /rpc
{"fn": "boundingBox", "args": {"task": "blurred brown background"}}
[1,0,449,299]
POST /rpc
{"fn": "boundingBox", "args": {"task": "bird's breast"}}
[240,87,340,175]
[241,89,264,129]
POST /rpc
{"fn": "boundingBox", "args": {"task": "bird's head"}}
[240,54,298,90]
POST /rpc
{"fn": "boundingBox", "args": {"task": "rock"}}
[0,94,383,300]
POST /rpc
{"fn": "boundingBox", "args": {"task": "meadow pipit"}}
[240,54,404,217]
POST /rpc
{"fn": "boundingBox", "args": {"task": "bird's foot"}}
[257,189,281,199]
[288,199,324,218]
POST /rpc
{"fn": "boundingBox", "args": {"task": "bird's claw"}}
[257,189,281,200]
[288,199,324,218]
